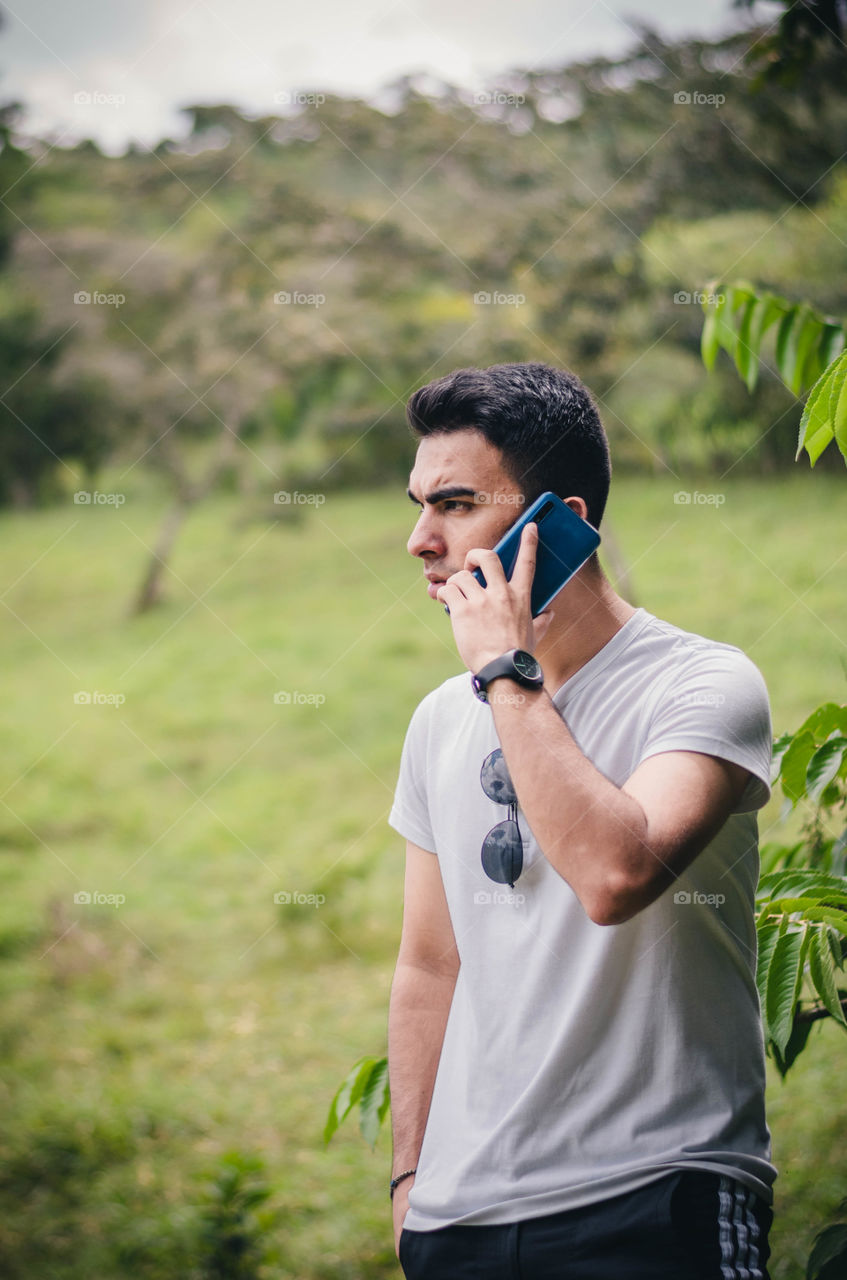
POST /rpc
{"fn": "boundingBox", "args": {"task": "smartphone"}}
[471,491,601,617]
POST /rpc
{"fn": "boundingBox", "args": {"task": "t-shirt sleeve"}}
[636,646,773,813]
[388,695,438,852]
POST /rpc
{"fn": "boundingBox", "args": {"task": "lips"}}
[425,574,447,599]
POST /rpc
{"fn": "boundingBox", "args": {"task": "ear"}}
[564,496,589,521]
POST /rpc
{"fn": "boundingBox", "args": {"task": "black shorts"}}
[398,1170,772,1279]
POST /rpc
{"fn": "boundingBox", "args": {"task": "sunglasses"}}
[479,748,523,887]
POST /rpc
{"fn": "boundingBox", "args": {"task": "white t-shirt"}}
[388,607,775,1232]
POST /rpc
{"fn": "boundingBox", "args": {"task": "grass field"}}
[0,471,845,1278]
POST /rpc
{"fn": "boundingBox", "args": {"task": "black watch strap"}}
[471,648,543,704]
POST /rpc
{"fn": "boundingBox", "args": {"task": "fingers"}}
[436,568,487,610]
[511,523,538,597]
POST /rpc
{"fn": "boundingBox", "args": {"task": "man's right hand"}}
[393,1178,415,1259]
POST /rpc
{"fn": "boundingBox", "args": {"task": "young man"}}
[387,363,775,1279]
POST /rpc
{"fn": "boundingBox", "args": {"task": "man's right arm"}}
[388,840,460,1256]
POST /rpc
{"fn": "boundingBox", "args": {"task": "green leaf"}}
[807,1222,847,1280]
[700,292,721,371]
[358,1056,390,1147]
[734,294,760,391]
[797,703,847,740]
[764,923,807,1054]
[806,738,847,803]
[813,321,846,384]
[775,305,801,386]
[770,1011,813,1078]
[808,928,847,1025]
[791,307,826,395]
[756,917,782,1000]
[324,1056,381,1144]
[770,732,794,784]
[834,354,847,460]
[779,729,817,804]
[797,351,842,462]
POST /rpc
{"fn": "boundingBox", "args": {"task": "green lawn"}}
[0,472,845,1278]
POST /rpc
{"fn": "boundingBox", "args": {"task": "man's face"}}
[406,430,526,599]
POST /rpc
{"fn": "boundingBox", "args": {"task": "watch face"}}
[513,650,542,681]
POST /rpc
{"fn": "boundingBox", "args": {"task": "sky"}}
[2,0,776,152]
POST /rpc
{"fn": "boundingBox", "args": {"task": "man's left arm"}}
[488,690,750,926]
[436,524,754,926]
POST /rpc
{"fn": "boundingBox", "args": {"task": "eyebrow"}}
[406,485,479,506]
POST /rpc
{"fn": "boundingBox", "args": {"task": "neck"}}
[535,567,637,693]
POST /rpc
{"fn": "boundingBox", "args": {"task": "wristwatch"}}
[471,649,544,704]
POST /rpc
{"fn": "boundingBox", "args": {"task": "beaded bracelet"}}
[389,1168,417,1199]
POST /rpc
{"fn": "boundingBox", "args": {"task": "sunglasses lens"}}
[480,748,517,807]
[481,819,523,887]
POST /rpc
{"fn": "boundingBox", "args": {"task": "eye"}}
[443,499,473,512]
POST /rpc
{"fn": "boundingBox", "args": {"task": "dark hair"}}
[406,362,611,528]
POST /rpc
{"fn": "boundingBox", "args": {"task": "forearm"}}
[388,960,457,1173]
[490,687,662,923]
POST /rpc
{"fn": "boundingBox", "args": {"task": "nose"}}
[407,507,444,559]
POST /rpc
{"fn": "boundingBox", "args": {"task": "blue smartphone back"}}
[472,491,600,617]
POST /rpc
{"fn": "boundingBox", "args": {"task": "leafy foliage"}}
[700,283,847,465]
[324,1056,389,1149]
[196,1152,279,1280]
[758,704,847,1076]
[807,1198,847,1280]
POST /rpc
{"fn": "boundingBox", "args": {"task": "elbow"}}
[582,866,663,927]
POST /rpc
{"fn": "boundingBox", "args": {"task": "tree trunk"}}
[132,499,191,614]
